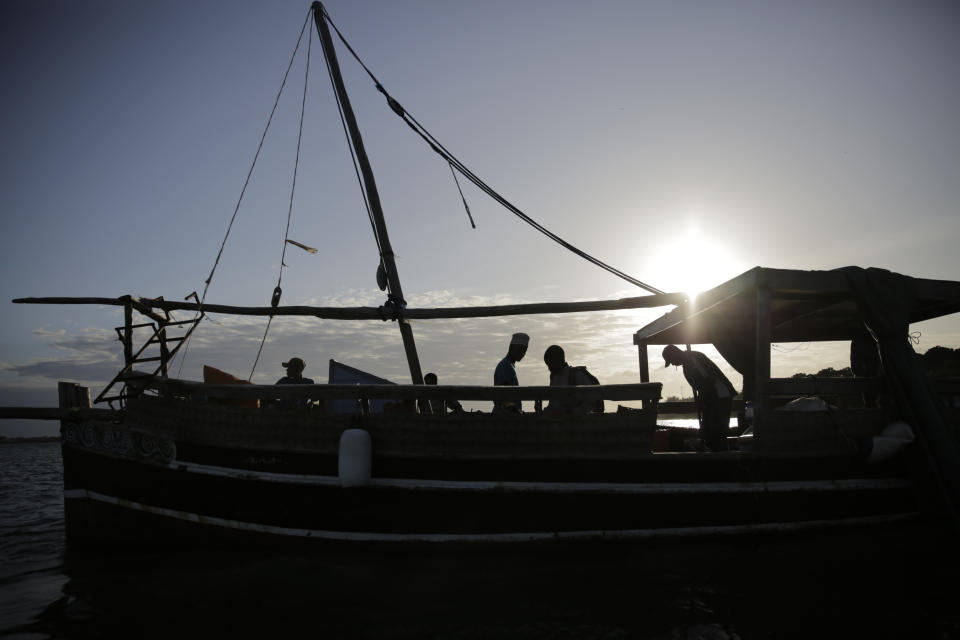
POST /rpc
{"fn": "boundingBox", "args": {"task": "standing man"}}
[662,345,737,451]
[494,332,529,413]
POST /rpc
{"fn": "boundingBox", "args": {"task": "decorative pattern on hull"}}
[63,421,176,465]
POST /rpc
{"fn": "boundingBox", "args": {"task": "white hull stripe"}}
[173,460,911,495]
[64,489,917,543]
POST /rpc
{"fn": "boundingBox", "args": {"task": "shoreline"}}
[0,436,60,444]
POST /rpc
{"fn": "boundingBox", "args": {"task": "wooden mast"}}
[311,2,424,385]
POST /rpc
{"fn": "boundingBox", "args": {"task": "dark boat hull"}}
[60,401,924,548]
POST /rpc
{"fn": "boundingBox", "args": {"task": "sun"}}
[641,226,744,298]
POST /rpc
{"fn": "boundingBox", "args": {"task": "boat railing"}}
[765,376,882,400]
[135,376,662,409]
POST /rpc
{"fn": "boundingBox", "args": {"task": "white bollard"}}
[338,428,372,487]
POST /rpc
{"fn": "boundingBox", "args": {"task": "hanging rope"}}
[249,18,314,382]
[176,10,312,379]
[449,161,476,229]
[319,8,664,295]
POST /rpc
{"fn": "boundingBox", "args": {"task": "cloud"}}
[2,359,121,384]
[1,327,123,387]
[49,335,117,360]
[31,326,118,359]
[32,328,66,337]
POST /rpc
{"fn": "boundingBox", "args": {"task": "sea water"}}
[0,443,67,638]
[2,442,960,639]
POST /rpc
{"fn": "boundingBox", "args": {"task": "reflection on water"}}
[0,443,67,637]
[24,526,960,639]
[3,443,960,639]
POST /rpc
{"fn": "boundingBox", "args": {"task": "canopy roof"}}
[634,266,960,346]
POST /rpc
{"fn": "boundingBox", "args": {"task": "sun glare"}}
[641,225,743,299]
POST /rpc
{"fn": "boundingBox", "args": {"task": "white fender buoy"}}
[338,428,372,487]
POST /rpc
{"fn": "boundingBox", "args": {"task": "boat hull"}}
[60,400,924,548]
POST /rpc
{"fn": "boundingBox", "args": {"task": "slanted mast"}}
[311,1,425,385]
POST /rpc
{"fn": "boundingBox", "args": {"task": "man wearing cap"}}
[662,345,737,451]
[277,357,314,385]
[274,357,315,407]
[493,333,529,413]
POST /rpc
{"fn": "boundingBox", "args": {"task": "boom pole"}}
[312,2,424,385]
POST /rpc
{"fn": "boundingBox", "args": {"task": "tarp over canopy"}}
[634,266,960,347]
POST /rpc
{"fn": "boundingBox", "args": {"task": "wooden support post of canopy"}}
[638,341,649,383]
[754,276,772,412]
[637,341,652,409]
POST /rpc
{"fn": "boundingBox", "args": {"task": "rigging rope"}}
[248,15,314,382]
[320,8,664,295]
[317,17,387,291]
[177,10,312,378]
[449,161,476,229]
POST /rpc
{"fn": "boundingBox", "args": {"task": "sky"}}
[1,0,958,436]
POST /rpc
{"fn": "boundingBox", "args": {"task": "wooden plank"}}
[637,341,649,383]
[145,380,664,403]
[755,279,771,409]
[125,296,168,325]
[13,293,686,320]
[766,377,882,396]
[123,300,133,366]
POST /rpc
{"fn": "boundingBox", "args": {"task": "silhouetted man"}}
[276,357,313,385]
[662,345,736,451]
[420,372,464,414]
[274,357,314,408]
[543,344,602,414]
[493,333,528,413]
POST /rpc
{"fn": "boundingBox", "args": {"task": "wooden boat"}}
[46,265,959,547]
[10,3,960,547]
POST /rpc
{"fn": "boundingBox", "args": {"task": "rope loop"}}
[378,294,406,322]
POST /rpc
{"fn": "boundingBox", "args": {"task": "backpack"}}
[569,366,603,412]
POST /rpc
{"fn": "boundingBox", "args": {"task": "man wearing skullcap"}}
[493,333,529,413]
